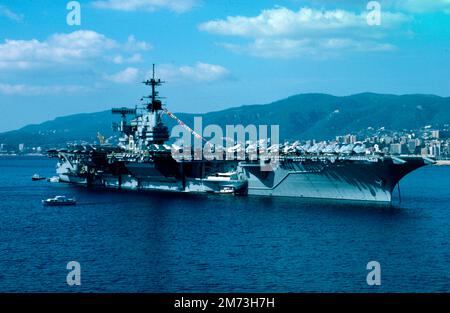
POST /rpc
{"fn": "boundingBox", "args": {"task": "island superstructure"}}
[48,65,434,202]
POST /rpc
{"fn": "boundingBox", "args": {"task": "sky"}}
[0,0,449,132]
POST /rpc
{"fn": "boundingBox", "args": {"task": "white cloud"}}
[222,38,395,59]
[157,62,229,82]
[199,7,408,38]
[105,62,230,85]
[0,5,23,22]
[91,0,197,13]
[321,38,395,52]
[396,0,450,13]
[111,53,143,64]
[220,39,312,59]
[0,83,89,95]
[124,35,152,51]
[199,6,409,59]
[104,67,140,83]
[0,30,151,70]
[0,31,115,69]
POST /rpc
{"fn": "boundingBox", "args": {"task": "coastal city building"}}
[1,125,449,159]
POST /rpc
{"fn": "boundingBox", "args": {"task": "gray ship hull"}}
[53,151,432,203]
[242,156,429,202]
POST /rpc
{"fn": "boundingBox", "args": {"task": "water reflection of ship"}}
[48,65,434,203]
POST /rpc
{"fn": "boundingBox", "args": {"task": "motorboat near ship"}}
[32,174,46,181]
[47,176,60,183]
[42,196,76,206]
[47,65,434,203]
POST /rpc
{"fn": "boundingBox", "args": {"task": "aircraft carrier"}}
[48,66,434,203]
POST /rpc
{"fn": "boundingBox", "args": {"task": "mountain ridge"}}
[1,92,449,147]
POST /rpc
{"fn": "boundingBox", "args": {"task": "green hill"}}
[1,93,449,147]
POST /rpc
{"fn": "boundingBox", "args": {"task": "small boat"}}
[32,174,46,181]
[47,176,60,183]
[42,196,76,206]
[206,171,238,182]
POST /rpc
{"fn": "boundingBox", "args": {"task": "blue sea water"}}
[0,156,448,292]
